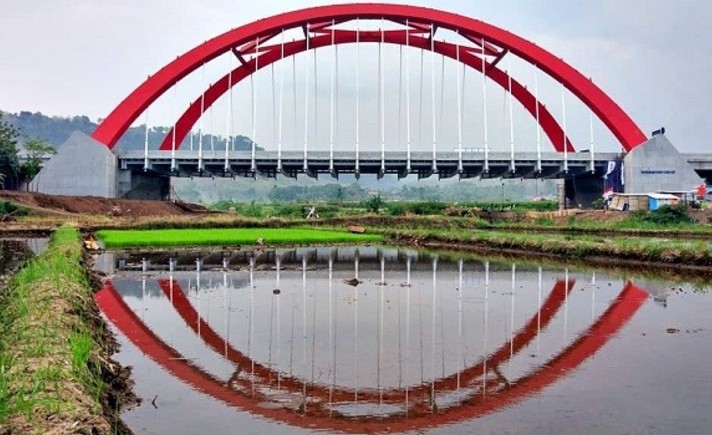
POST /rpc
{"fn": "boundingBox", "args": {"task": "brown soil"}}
[0,190,207,217]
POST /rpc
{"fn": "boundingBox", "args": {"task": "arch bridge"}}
[36,3,705,199]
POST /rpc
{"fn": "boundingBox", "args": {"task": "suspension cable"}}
[481,40,489,173]
[278,30,285,173]
[405,20,412,173]
[430,25,437,173]
[508,56,515,173]
[456,32,463,173]
[534,64,542,172]
[251,37,258,174]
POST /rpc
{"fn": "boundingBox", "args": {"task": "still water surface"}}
[95,246,712,434]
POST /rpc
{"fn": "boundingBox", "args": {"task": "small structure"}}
[610,193,650,211]
[647,193,679,211]
[609,192,681,211]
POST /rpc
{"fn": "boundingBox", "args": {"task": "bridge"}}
[118,150,616,179]
[33,3,706,201]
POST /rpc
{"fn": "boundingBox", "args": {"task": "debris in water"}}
[343,277,362,287]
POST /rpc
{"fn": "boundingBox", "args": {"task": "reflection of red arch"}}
[92,3,646,152]
[157,30,574,153]
[97,280,647,432]
[158,278,574,403]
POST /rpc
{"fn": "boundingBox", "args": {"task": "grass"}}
[359,224,712,268]
[97,227,383,248]
[0,226,112,434]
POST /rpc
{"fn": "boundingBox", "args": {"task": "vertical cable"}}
[329,20,336,174]
[405,21,412,174]
[355,19,360,175]
[481,40,489,173]
[398,45,403,171]
[251,38,259,174]
[210,102,215,153]
[313,36,319,154]
[534,64,542,172]
[303,26,310,172]
[278,30,285,173]
[199,63,205,171]
[561,84,568,172]
[143,109,149,171]
[456,33,463,173]
[507,56,515,173]
[419,49,424,158]
[171,81,177,172]
[292,54,297,157]
[430,26,437,173]
[589,111,595,172]
[379,19,385,176]
[225,53,232,172]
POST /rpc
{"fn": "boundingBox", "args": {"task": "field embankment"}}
[0,227,134,434]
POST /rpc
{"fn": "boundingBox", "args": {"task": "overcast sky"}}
[1,0,710,152]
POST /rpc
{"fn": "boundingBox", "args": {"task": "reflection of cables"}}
[99,266,647,433]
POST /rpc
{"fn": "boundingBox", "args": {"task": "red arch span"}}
[157,278,575,403]
[158,29,575,153]
[96,280,647,433]
[93,3,646,152]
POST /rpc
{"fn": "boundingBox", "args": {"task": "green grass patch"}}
[98,227,383,248]
[0,227,110,433]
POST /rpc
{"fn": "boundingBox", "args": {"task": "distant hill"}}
[1,110,260,152]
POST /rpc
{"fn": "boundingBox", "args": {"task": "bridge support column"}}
[623,134,703,194]
[35,131,118,198]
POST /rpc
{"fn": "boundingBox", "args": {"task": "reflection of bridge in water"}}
[97,248,648,432]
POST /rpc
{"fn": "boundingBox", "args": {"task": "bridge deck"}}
[118,150,620,179]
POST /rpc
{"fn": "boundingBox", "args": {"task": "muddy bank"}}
[0,228,136,435]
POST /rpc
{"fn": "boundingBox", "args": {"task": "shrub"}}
[641,204,695,225]
[0,200,28,216]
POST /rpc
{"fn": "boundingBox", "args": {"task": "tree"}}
[20,138,56,191]
[0,112,20,189]
[364,194,385,213]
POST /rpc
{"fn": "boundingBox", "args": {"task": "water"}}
[95,246,712,434]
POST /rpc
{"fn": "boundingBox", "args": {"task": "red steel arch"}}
[96,280,647,433]
[158,30,575,153]
[93,3,647,152]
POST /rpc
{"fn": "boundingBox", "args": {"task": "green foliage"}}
[363,194,385,213]
[0,112,20,189]
[268,183,368,202]
[463,200,558,212]
[640,204,695,225]
[385,201,448,216]
[0,200,28,216]
[97,227,383,248]
[20,137,56,190]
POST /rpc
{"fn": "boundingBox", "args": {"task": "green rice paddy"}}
[97,227,383,248]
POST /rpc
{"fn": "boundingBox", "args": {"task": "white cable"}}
[534,64,542,172]
[481,40,489,173]
[430,27,437,173]
[508,56,515,173]
[405,21,411,173]
[456,34,463,173]
[251,38,259,173]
